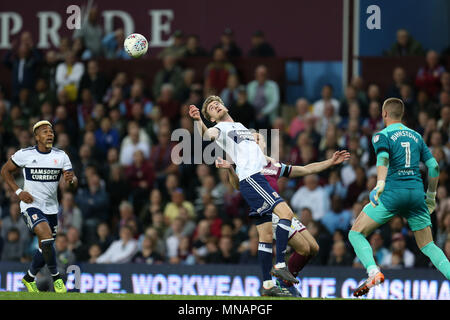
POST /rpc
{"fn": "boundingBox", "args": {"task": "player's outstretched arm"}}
[289,150,350,178]
[188,105,219,141]
[215,157,240,190]
[0,159,33,203]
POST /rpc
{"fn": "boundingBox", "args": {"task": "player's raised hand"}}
[370,180,385,207]
[18,191,33,204]
[331,150,351,165]
[188,105,201,121]
[63,170,74,183]
[215,157,232,169]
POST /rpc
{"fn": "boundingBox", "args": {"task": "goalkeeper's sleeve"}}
[425,157,439,178]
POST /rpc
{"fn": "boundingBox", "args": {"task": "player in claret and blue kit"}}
[349,98,450,297]
[1,120,78,293]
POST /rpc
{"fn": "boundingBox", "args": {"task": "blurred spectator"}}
[72,7,103,58]
[228,85,254,129]
[66,226,89,262]
[39,50,58,93]
[102,28,130,60]
[291,174,330,220]
[204,47,237,94]
[345,166,367,208]
[384,29,425,56]
[158,30,187,59]
[1,228,24,262]
[96,226,138,263]
[124,150,155,212]
[153,55,184,100]
[132,235,163,264]
[327,240,353,266]
[211,28,242,58]
[78,60,108,103]
[239,235,259,264]
[87,243,102,263]
[3,41,41,100]
[156,84,181,124]
[289,98,310,139]
[177,235,196,265]
[362,101,384,135]
[163,188,195,224]
[381,233,415,268]
[316,102,341,137]
[206,236,240,264]
[184,34,208,57]
[440,71,450,95]
[248,30,275,57]
[29,78,56,117]
[139,189,164,228]
[339,85,365,119]
[191,220,211,263]
[247,65,280,126]
[413,89,440,120]
[313,84,340,118]
[386,66,409,98]
[119,121,151,166]
[149,126,178,179]
[94,117,120,154]
[94,222,114,253]
[177,69,196,103]
[123,81,154,121]
[415,50,446,98]
[75,173,110,227]
[437,105,450,139]
[1,201,30,247]
[165,217,184,263]
[321,195,352,234]
[220,74,240,107]
[58,192,83,235]
[55,51,85,102]
[203,203,223,239]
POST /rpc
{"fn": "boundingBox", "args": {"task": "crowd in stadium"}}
[0,10,449,278]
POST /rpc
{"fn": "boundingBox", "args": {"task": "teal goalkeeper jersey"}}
[372,123,433,190]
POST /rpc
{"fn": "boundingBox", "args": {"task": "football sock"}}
[420,241,450,280]
[29,248,46,278]
[41,238,59,277]
[348,230,378,274]
[258,242,273,286]
[288,252,311,277]
[275,219,291,264]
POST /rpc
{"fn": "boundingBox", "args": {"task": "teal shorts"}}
[362,188,431,231]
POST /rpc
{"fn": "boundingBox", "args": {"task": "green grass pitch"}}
[0,291,350,300]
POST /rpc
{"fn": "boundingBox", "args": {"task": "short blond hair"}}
[202,95,224,121]
[382,98,404,120]
[32,120,52,135]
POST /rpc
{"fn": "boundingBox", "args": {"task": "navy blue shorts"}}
[22,207,58,237]
[239,172,285,219]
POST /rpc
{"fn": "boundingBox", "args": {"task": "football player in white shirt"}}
[1,120,78,293]
[188,95,298,296]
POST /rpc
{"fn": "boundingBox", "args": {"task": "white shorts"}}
[272,214,306,240]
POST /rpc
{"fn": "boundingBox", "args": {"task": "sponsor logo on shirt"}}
[25,168,62,182]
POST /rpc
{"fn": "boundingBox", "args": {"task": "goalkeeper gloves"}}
[370,180,385,207]
[425,191,436,214]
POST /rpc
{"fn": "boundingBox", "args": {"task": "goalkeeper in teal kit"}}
[349,98,450,297]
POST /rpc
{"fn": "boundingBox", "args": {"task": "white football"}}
[124,33,149,58]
